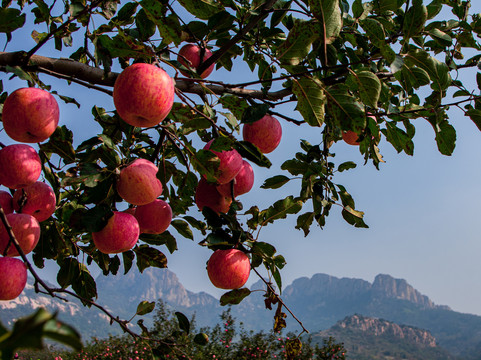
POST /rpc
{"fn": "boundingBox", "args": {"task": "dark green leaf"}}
[292,77,326,126]
[308,0,342,43]
[171,219,194,240]
[260,196,303,225]
[241,103,270,124]
[252,242,277,257]
[42,318,82,351]
[337,161,357,172]
[219,288,251,306]
[235,141,272,168]
[295,212,314,236]
[341,207,368,228]
[350,70,381,108]
[0,8,26,33]
[136,301,155,315]
[175,312,190,334]
[176,0,223,20]
[404,1,427,39]
[277,19,316,65]
[281,159,308,176]
[193,333,209,346]
[467,108,481,132]
[134,245,168,272]
[261,175,290,189]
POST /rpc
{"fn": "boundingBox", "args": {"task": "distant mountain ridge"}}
[2,269,481,358]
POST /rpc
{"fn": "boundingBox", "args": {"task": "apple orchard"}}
[1,0,481,356]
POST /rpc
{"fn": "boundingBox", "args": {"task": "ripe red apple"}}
[13,181,56,222]
[2,87,59,143]
[216,160,254,198]
[204,140,243,185]
[116,159,163,206]
[0,144,42,189]
[0,213,41,257]
[92,211,140,254]
[195,177,232,214]
[0,190,14,214]
[177,44,215,79]
[0,257,27,300]
[243,114,282,154]
[113,63,175,127]
[207,249,250,289]
[135,199,172,234]
[342,130,360,146]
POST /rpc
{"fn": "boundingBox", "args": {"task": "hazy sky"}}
[2,1,481,323]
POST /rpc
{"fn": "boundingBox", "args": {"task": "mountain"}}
[311,314,458,360]
[3,270,481,359]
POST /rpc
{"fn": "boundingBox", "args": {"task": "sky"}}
[2,1,481,322]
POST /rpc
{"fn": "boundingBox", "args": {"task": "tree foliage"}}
[0,0,481,355]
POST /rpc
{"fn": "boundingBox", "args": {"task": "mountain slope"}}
[311,314,458,360]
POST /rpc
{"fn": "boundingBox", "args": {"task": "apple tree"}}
[1,0,481,356]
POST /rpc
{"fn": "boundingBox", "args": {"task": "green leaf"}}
[42,318,82,351]
[373,0,400,12]
[337,161,357,172]
[134,245,168,272]
[175,312,190,334]
[241,103,270,124]
[136,9,156,41]
[156,14,182,46]
[428,117,456,156]
[341,207,368,228]
[219,95,250,120]
[428,28,452,47]
[384,122,414,155]
[0,8,26,33]
[281,159,308,176]
[360,18,385,47]
[308,0,342,43]
[116,2,138,22]
[71,266,98,302]
[260,196,303,225]
[261,175,291,189]
[295,212,314,236]
[176,0,223,20]
[136,301,155,315]
[404,1,427,39]
[193,333,209,346]
[39,126,76,164]
[466,108,481,132]
[350,70,381,108]
[404,49,451,91]
[219,288,251,306]
[171,219,194,240]
[235,141,272,168]
[325,84,365,132]
[292,77,326,126]
[277,19,316,65]
[252,242,277,257]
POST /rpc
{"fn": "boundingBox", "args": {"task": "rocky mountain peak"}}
[336,314,437,347]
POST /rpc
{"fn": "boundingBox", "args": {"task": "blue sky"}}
[2,1,481,320]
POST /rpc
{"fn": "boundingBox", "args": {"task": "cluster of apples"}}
[0,87,60,300]
[112,45,284,290]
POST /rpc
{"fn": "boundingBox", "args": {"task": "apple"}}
[207,249,250,289]
[113,63,175,127]
[0,190,14,214]
[0,144,42,189]
[116,159,163,206]
[342,130,360,146]
[2,87,59,143]
[13,181,56,222]
[204,140,243,185]
[0,257,27,300]
[216,160,254,198]
[242,114,282,154]
[92,211,140,254]
[0,213,41,257]
[135,199,172,234]
[195,177,232,214]
[177,44,215,79]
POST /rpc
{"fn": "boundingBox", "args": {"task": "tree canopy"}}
[1,0,481,357]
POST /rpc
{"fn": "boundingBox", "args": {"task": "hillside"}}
[311,314,458,360]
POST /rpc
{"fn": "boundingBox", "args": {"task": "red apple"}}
[204,140,243,185]
[113,63,175,127]
[13,181,56,222]
[207,249,250,289]
[177,44,215,79]
[0,257,27,300]
[195,177,232,214]
[216,160,254,198]
[243,114,282,154]
[135,199,172,234]
[2,87,59,143]
[0,213,41,257]
[342,130,360,146]
[116,159,163,205]
[0,144,42,189]
[92,212,139,254]
[0,190,14,214]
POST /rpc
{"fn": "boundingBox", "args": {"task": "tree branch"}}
[0,51,291,101]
